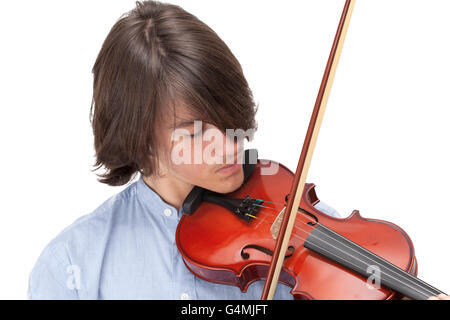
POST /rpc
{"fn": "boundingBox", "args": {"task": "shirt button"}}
[180,293,189,300]
[164,208,173,217]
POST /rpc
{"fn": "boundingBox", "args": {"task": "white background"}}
[0,0,449,299]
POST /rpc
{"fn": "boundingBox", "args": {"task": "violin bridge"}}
[270,207,286,240]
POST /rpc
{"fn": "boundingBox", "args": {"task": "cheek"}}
[171,162,212,182]
[169,134,221,166]
[167,132,244,192]
[169,161,244,194]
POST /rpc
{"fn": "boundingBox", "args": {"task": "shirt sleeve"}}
[27,242,79,300]
[313,200,341,218]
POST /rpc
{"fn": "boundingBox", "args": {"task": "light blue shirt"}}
[27,175,340,300]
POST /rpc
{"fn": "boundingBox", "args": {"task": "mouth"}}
[215,163,241,175]
[215,149,245,175]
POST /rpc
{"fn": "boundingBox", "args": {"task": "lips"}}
[216,163,241,175]
[215,150,244,174]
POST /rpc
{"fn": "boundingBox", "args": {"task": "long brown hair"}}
[90,0,258,186]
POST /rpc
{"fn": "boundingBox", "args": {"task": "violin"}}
[175,0,447,300]
[176,149,445,300]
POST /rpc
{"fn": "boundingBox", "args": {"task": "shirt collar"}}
[136,174,184,219]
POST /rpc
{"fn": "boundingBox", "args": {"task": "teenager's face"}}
[156,108,246,194]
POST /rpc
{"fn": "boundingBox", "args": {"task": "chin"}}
[214,167,245,194]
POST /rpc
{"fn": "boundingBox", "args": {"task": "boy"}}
[27,0,446,300]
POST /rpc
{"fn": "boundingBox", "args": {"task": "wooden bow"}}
[261,0,356,300]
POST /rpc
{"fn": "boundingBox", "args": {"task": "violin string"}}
[255,200,435,295]
[254,202,318,232]
[256,204,279,210]
[249,201,439,298]
[290,225,438,298]
[254,199,284,205]
[257,211,437,298]
[257,203,440,297]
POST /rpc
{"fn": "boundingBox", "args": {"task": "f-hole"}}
[241,244,295,260]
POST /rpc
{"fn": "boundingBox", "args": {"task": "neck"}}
[142,172,194,211]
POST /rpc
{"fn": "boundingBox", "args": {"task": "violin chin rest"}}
[243,148,258,181]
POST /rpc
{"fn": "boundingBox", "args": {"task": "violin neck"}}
[304,224,445,300]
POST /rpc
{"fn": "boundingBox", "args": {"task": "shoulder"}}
[28,181,138,299]
[46,181,137,251]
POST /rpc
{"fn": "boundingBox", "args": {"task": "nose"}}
[206,127,245,164]
[223,132,246,164]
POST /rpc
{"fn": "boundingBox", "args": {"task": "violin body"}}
[177,0,446,300]
[176,159,419,300]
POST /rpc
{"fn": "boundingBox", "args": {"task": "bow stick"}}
[261,0,356,300]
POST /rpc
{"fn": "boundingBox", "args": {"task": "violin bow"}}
[261,0,356,300]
